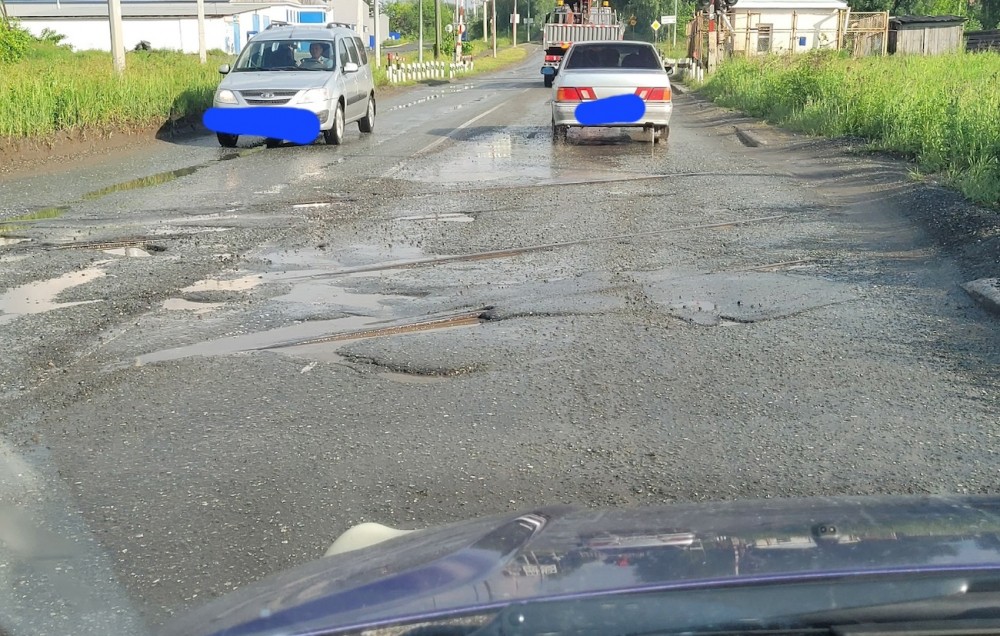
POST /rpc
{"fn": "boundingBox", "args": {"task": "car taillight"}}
[635,87,671,101]
[556,87,596,101]
[544,55,561,62]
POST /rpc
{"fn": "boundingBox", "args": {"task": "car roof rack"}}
[265,20,290,29]
[326,22,356,29]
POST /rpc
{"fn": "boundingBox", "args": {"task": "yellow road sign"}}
[650,19,661,30]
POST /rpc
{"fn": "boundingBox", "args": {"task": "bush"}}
[0,20,35,64]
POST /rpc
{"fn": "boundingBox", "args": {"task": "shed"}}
[888,15,965,55]
[724,0,849,55]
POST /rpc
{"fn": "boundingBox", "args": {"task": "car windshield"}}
[232,38,335,71]
[2,4,999,636]
[564,43,662,69]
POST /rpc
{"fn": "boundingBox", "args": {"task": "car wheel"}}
[552,124,568,142]
[264,138,281,148]
[358,94,375,133]
[324,101,345,145]
[543,75,553,88]
[654,125,670,144]
[217,133,238,148]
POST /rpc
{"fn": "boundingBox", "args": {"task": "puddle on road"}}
[182,275,264,293]
[136,315,378,365]
[82,166,201,200]
[0,268,106,325]
[134,312,484,367]
[163,298,224,314]
[272,281,407,313]
[402,131,553,186]
[396,213,474,223]
[103,247,151,258]
[0,237,30,246]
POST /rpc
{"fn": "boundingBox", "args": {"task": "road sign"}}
[650,20,661,30]
[509,12,520,23]
[628,16,637,25]
[661,14,677,24]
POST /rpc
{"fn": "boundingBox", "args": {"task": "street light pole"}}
[419,0,424,62]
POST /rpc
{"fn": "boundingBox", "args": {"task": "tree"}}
[385,0,454,38]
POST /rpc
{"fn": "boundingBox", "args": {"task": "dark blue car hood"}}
[161,495,1000,636]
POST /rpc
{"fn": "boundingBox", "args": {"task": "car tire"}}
[654,125,670,144]
[552,124,568,142]
[324,101,345,145]
[264,138,281,148]
[358,94,376,133]
[543,75,553,88]
[217,133,238,148]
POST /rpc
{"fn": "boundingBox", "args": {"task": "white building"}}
[724,0,850,54]
[6,0,388,54]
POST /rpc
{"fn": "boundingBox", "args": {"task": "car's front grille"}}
[239,90,298,105]
[245,98,292,105]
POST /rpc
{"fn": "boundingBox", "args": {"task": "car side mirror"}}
[218,64,231,74]
[343,62,359,73]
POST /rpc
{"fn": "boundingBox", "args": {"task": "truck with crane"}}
[541,0,626,87]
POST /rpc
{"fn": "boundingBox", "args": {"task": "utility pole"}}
[434,0,441,59]
[107,0,125,74]
[419,0,424,62]
[197,0,206,63]
[484,0,488,42]
[513,0,517,45]
[374,0,381,67]
[672,0,677,47]
[491,0,496,56]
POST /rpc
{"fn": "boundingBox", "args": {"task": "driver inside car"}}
[300,42,333,69]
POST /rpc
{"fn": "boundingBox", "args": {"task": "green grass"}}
[699,50,1000,207]
[0,42,232,139]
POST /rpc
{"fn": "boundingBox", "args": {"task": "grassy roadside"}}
[696,51,1000,207]
[2,39,529,142]
[0,42,232,139]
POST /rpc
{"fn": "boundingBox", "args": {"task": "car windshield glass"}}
[232,39,334,71]
[564,43,662,69]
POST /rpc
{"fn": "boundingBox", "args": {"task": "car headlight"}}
[215,89,237,105]
[300,88,330,103]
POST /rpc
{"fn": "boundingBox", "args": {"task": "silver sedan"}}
[551,40,673,143]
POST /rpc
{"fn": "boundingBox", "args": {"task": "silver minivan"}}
[213,22,376,147]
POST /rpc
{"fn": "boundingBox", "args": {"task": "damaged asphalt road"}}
[0,54,998,635]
